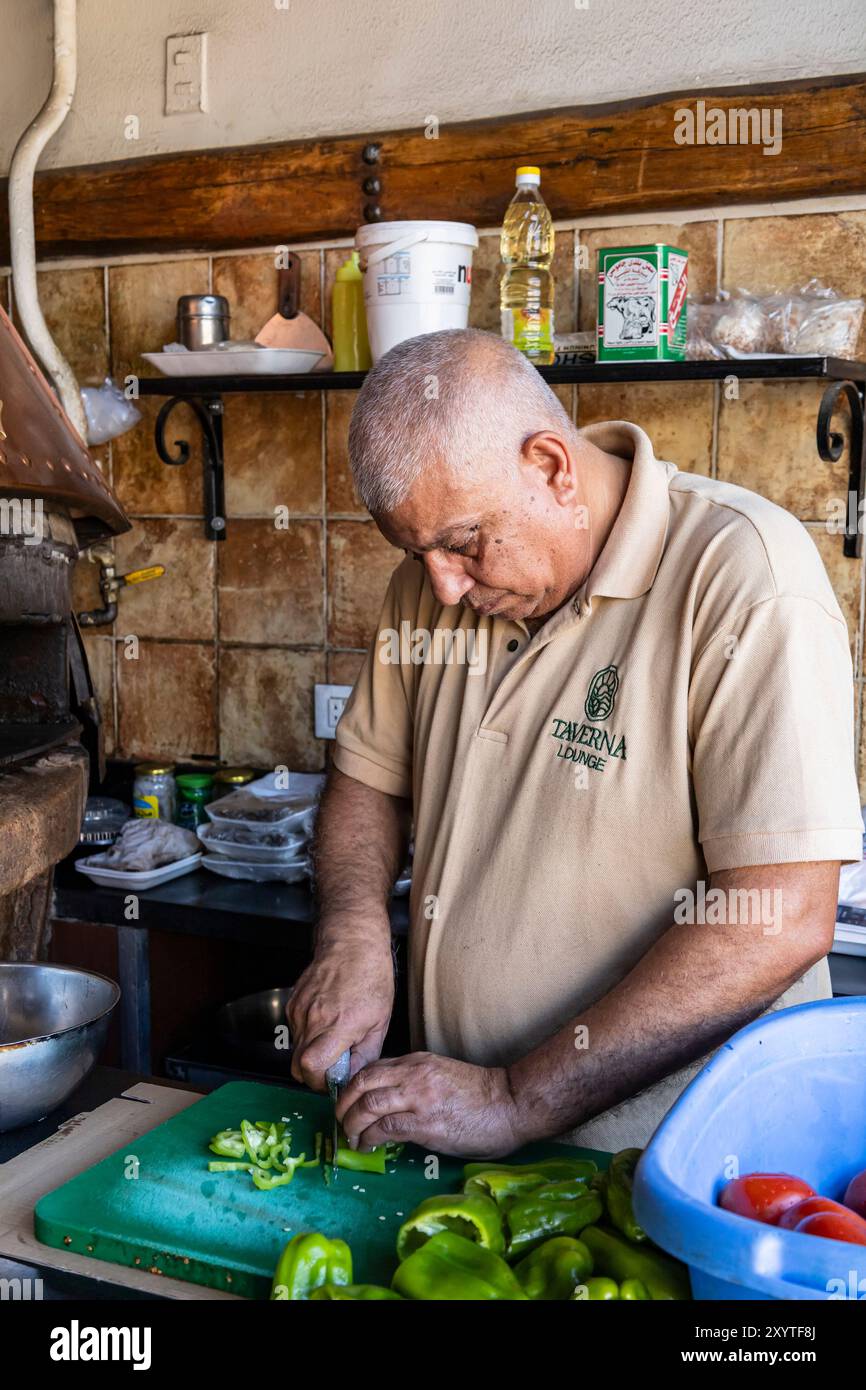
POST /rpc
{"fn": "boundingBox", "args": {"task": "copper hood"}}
[0,302,129,541]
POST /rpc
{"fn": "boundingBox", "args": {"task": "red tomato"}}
[793,1211,866,1246]
[719,1173,815,1225]
[777,1196,852,1230]
[843,1168,866,1221]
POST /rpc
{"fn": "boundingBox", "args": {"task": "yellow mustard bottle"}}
[332,252,372,371]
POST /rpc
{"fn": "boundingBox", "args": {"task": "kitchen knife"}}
[325,1049,351,1179]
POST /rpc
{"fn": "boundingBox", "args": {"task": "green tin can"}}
[597,243,688,361]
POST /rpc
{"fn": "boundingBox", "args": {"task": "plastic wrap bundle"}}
[687,280,864,360]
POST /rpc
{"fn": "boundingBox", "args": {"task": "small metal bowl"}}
[0,963,120,1132]
[216,986,294,1074]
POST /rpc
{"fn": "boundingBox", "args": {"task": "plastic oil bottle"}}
[332,251,372,371]
[500,166,555,364]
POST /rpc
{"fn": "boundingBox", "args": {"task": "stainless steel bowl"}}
[216,986,294,1074]
[0,963,120,1132]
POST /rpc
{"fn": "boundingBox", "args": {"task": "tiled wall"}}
[5,204,866,787]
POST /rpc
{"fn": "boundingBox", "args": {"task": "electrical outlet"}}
[165,33,207,115]
[314,684,352,740]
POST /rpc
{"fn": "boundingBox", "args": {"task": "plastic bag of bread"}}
[778,280,864,357]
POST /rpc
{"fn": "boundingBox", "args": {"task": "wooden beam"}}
[2,71,865,261]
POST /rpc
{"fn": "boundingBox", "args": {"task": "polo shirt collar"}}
[576,421,677,604]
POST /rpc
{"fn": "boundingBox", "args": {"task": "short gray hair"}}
[348,328,577,514]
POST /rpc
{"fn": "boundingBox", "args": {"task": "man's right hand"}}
[287,916,395,1092]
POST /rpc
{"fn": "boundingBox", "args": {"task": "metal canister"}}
[176,294,231,350]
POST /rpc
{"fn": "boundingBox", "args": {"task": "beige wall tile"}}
[722,211,866,358]
[858,683,866,802]
[326,389,365,515]
[577,221,719,331]
[469,234,500,333]
[213,249,322,343]
[82,634,116,757]
[117,640,217,761]
[114,518,216,641]
[327,650,366,685]
[223,393,323,516]
[578,381,714,474]
[109,259,209,379]
[717,381,849,521]
[218,646,326,771]
[112,398,205,516]
[328,520,401,647]
[808,526,863,670]
[218,518,323,645]
[27,267,108,386]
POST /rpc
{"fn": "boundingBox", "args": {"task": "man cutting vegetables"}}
[287,328,863,1155]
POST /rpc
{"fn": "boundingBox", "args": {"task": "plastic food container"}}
[204,789,315,832]
[197,822,307,862]
[201,855,309,883]
[634,998,866,1300]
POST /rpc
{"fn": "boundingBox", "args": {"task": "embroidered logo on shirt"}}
[550,666,626,775]
[584,664,620,721]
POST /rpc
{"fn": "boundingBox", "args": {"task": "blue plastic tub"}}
[634,997,866,1300]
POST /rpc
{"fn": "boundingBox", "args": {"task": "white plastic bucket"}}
[355,220,479,362]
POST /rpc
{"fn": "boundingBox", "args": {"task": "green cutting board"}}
[35,1081,610,1298]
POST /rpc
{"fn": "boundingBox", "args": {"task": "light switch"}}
[165,33,207,115]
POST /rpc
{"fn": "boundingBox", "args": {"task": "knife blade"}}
[325,1049,351,1180]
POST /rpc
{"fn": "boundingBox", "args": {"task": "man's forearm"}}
[507,862,838,1142]
[312,767,411,948]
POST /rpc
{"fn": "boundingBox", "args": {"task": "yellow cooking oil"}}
[500,166,555,364]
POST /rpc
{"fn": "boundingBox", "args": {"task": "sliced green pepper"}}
[332,1123,403,1174]
[606,1148,646,1243]
[392,1231,528,1301]
[580,1226,690,1301]
[396,1192,505,1259]
[271,1232,353,1300]
[505,1181,603,1260]
[513,1236,593,1299]
[207,1160,256,1173]
[208,1129,246,1159]
[251,1153,307,1190]
[310,1283,403,1300]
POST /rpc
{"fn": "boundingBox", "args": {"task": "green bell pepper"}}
[580,1226,690,1301]
[311,1283,403,1300]
[392,1231,528,1301]
[505,1181,603,1260]
[463,1158,597,1206]
[251,1153,307,1190]
[571,1275,650,1300]
[397,1191,505,1259]
[606,1148,646,1243]
[513,1236,593,1299]
[271,1232,353,1300]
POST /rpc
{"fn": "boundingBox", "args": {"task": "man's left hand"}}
[334,1052,521,1159]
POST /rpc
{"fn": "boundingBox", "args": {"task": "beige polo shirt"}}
[334,421,863,1148]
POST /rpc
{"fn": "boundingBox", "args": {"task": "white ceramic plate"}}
[142,348,326,378]
[74,852,202,890]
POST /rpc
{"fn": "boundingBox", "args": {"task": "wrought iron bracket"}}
[154,393,226,540]
[817,379,866,558]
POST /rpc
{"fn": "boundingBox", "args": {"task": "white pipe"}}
[8,0,87,442]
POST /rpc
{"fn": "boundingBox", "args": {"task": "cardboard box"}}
[597,244,688,360]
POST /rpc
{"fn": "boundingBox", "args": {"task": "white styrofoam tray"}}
[142,348,324,377]
[74,852,202,890]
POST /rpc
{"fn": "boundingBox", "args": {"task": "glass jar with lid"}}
[213,767,256,790]
[175,772,215,830]
[133,763,177,820]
